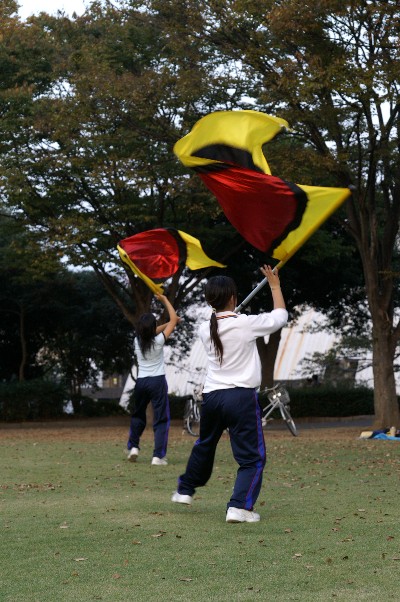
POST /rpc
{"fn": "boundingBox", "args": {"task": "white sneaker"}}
[171,491,193,505]
[226,507,260,523]
[151,456,168,466]
[127,447,139,462]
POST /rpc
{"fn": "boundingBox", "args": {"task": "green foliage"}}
[0,379,66,421]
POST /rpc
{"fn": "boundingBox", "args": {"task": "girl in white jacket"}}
[172,265,288,522]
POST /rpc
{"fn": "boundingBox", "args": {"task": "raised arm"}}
[154,294,180,339]
[260,265,286,310]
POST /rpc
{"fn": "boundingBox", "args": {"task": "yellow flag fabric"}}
[177,230,225,270]
[174,110,289,175]
[174,110,351,261]
[272,185,351,266]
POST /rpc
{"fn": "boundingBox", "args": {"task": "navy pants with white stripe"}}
[127,375,170,459]
[177,387,266,510]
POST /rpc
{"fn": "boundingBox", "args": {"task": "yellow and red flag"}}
[174,110,351,266]
[118,228,225,294]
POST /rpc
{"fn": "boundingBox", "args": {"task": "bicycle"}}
[182,387,202,436]
[261,383,298,436]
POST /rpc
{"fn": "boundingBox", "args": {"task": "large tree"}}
[0,215,134,406]
[1,1,244,332]
[3,1,398,428]
[168,0,399,427]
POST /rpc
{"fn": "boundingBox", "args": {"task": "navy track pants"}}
[127,375,170,459]
[177,387,266,510]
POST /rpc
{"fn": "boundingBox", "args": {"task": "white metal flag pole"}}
[235,260,284,312]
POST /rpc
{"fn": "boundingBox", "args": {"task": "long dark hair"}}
[135,313,157,358]
[204,275,237,365]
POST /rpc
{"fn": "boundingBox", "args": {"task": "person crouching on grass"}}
[171,265,288,522]
[127,294,180,466]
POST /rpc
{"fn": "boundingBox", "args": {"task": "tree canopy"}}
[1,0,399,426]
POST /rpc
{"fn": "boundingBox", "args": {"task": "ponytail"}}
[209,312,224,365]
[205,276,237,365]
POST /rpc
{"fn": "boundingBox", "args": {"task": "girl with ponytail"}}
[127,294,179,466]
[172,265,288,523]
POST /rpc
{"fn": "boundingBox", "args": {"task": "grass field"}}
[1,418,399,601]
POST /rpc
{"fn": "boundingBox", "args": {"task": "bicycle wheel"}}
[183,400,200,437]
[279,403,298,436]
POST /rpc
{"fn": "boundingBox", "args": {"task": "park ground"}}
[1,414,399,602]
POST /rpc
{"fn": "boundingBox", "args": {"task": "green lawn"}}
[0,422,399,601]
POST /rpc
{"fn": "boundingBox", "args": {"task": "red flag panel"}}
[119,229,182,280]
[199,166,307,253]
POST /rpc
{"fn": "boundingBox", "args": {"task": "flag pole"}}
[235,260,284,312]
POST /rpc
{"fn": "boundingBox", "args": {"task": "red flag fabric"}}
[119,229,182,281]
[197,165,306,253]
[118,228,224,294]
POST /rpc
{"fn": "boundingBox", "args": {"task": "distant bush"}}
[78,397,128,417]
[0,380,66,422]
[259,385,376,418]
[169,395,191,420]
[126,393,189,420]
[1,382,389,422]
[169,388,378,420]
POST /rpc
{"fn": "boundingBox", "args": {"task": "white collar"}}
[215,311,238,319]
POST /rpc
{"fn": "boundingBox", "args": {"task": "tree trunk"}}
[357,227,400,429]
[257,329,283,389]
[371,323,399,429]
[18,305,27,382]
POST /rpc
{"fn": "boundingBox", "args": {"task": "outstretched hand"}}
[260,264,281,290]
[155,293,182,324]
[155,293,167,304]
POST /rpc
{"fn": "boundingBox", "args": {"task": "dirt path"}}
[0,416,371,442]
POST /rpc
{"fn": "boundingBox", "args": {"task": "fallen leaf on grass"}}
[74,558,87,562]
[132,540,141,545]
[151,531,166,538]
[112,574,121,579]
[293,553,302,558]
[179,578,193,582]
